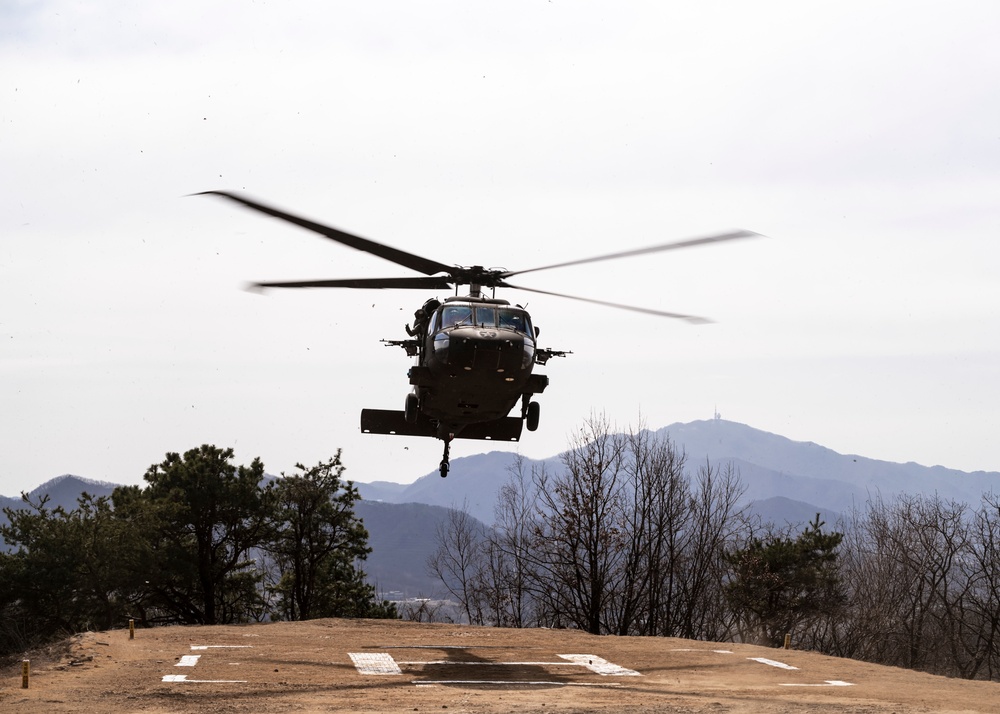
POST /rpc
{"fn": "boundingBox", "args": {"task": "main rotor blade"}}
[248,276,455,290]
[503,229,761,279]
[197,191,454,277]
[503,281,711,323]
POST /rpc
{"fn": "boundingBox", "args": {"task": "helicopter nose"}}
[447,330,524,373]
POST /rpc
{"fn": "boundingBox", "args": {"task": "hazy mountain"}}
[0,493,20,516]
[0,474,120,515]
[358,451,523,523]
[355,419,1000,525]
[749,497,841,529]
[658,419,1000,509]
[355,500,471,598]
[356,480,409,502]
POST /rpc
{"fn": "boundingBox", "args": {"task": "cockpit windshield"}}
[437,305,533,335]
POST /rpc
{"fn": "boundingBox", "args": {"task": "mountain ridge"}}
[6,420,998,522]
[354,419,1000,523]
[6,420,997,506]
[658,419,999,506]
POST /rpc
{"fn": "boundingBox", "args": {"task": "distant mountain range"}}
[355,419,1000,524]
[4,420,999,598]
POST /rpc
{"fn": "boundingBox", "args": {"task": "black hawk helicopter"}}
[200,191,757,477]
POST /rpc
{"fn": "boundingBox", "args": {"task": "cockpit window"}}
[475,307,497,327]
[498,308,531,334]
[440,306,474,327]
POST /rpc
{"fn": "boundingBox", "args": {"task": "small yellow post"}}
[783,633,791,650]
[22,659,29,689]
[129,618,135,640]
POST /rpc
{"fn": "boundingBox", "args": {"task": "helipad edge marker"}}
[557,654,640,676]
[395,660,581,667]
[748,657,799,670]
[349,652,402,675]
[162,674,248,683]
[415,679,625,687]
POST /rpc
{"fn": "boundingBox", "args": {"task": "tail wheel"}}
[404,393,418,424]
[526,400,540,431]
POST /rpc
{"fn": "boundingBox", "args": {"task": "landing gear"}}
[526,400,540,432]
[404,393,418,424]
[439,439,451,478]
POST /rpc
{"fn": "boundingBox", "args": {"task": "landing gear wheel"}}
[526,400,540,431]
[404,393,418,424]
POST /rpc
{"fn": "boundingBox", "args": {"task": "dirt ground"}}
[2,618,997,713]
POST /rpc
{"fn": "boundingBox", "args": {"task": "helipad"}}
[348,647,639,686]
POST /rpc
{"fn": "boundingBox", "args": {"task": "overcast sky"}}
[3,1,999,495]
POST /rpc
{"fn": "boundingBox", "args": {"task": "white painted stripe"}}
[190,645,254,650]
[384,645,477,649]
[162,674,248,683]
[557,654,640,676]
[780,680,854,687]
[397,660,581,667]
[349,652,402,675]
[415,680,625,687]
[176,655,201,667]
[669,648,733,654]
[748,657,799,670]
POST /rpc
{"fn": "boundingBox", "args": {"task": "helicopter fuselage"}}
[416,296,542,423]
[360,295,555,446]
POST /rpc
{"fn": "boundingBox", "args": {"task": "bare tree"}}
[532,414,627,634]
[428,504,487,624]
[674,461,751,641]
[834,493,981,677]
[429,418,751,640]
[609,426,689,636]
[969,493,1000,679]
[484,456,543,627]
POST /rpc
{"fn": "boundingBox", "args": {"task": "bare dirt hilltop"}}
[3,618,997,713]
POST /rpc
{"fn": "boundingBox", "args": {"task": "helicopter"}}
[199,191,757,477]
